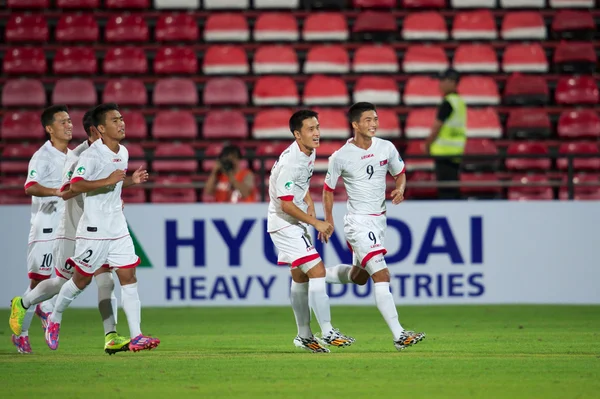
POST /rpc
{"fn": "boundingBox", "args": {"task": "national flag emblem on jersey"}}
[380,160,388,166]
[76,166,86,175]
[66,171,73,180]
[284,181,294,191]
[29,170,37,178]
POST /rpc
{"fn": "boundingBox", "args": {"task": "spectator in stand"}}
[204,145,257,203]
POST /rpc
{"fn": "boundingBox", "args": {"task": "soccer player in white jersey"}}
[8,105,72,354]
[267,110,354,353]
[44,103,160,352]
[9,108,130,355]
[322,102,426,351]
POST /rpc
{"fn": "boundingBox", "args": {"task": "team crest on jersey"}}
[66,170,73,179]
[29,169,37,178]
[284,181,294,191]
[76,166,86,175]
[380,160,388,166]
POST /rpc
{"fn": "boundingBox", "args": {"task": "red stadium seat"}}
[405,171,437,199]
[313,141,345,171]
[402,0,446,7]
[152,111,197,140]
[153,143,197,173]
[353,11,396,39]
[506,108,551,139]
[554,41,597,73]
[557,110,600,139]
[7,0,49,7]
[353,0,396,6]
[253,141,290,170]
[508,175,553,201]
[501,11,546,40]
[457,76,499,105]
[203,45,249,75]
[156,14,198,42]
[53,47,97,74]
[404,141,434,171]
[354,76,400,105]
[122,112,147,140]
[153,78,197,106]
[402,12,448,40]
[154,47,197,75]
[254,13,299,41]
[0,144,38,174]
[254,45,299,74]
[555,75,599,105]
[121,186,146,204]
[504,73,549,105]
[303,75,349,106]
[503,43,548,72]
[6,15,48,43]
[312,108,348,139]
[253,76,299,105]
[551,10,595,40]
[203,110,248,139]
[461,173,502,197]
[55,14,98,42]
[454,44,498,72]
[403,76,441,106]
[253,109,293,139]
[559,174,600,201]
[557,142,600,171]
[57,0,100,7]
[104,47,147,74]
[203,77,248,105]
[3,47,46,75]
[405,108,436,138]
[1,111,40,141]
[374,108,400,138]
[105,14,149,43]
[203,13,249,42]
[0,177,31,205]
[151,176,197,204]
[52,79,97,106]
[353,45,398,73]
[452,10,496,40]
[403,45,449,73]
[125,142,146,170]
[67,110,87,141]
[467,108,502,138]
[106,0,149,7]
[304,45,349,74]
[462,138,499,171]
[2,79,45,107]
[506,142,551,171]
[103,79,147,105]
[303,12,348,41]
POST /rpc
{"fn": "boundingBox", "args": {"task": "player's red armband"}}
[324,183,334,192]
[279,195,294,201]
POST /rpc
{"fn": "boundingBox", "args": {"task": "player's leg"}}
[110,235,159,352]
[94,267,130,355]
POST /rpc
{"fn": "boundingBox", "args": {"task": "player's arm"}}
[304,191,315,218]
[25,183,62,198]
[24,158,61,197]
[70,170,125,194]
[425,100,453,152]
[280,199,332,241]
[60,187,79,201]
[322,155,341,226]
[389,145,407,205]
[123,166,149,188]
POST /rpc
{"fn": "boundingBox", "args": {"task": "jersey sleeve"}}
[324,154,342,192]
[275,164,297,201]
[60,160,77,192]
[387,144,406,177]
[70,152,96,185]
[24,155,50,189]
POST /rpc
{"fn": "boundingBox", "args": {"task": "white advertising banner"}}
[1,202,599,308]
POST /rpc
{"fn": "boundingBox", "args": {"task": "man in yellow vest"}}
[425,69,467,200]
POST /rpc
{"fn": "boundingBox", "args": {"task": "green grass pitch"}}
[1,305,599,399]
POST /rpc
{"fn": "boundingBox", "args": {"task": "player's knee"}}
[351,269,370,286]
[303,260,325,278]
[116,269,137,286]
[73,272,93,290]
[370,263,391,283]
[94,271,114,289]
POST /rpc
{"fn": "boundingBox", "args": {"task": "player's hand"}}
[391,188,405,205]
[132,165,149,184]
[107,169,126,185]
[318,218,335,243]
[54,188,65,198]
[315,220,334,243]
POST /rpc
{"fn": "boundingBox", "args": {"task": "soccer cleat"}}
[293,335,330,353]
[104,332,131,355]
[45,320,60,350]
[321,328,355,348]
[35,304,50,331]
[11,334,32,354]
[129,334,160,352]
[9,296,27,336]
[394,330,426,351]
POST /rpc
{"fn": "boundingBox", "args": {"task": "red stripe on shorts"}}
[291,253,320,268]
[28,272,51,281]
[360,249,388,267]
[115,257,141,269]
[55,268,69,280]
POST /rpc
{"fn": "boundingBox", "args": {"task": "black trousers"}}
[434,158,461,200]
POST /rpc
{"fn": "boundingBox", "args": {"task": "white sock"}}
[325,264,353,284]
[374,282,404,341]
[41,296,57,313]
[308,277,333,336]
[49,279,84,324]
[290,281,312,338]
[121,283,142,338]
[95,273,117,335]
[19,287,34,337]
[111,289,118,325]
[22,278,65,309]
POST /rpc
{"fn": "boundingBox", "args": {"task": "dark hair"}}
[91,103,119,128]
[82,108,95,137]
[40,105,69,129]
[220,144,242,159]
[289,110,319,135]
[348,102,377,123]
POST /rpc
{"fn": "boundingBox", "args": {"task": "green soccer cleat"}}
[9,297,27,336]
[104,332,131,355]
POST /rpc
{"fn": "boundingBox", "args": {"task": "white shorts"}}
[67,235,140,276]
[270,223,322,273]
[344,214,388,275]
[27,239,58,280]
[54,237,75,279]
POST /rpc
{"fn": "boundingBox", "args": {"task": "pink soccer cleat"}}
[129,334,160,352]
[11,334,32,354]
[45,320,61,350]
[35,304,50,331]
